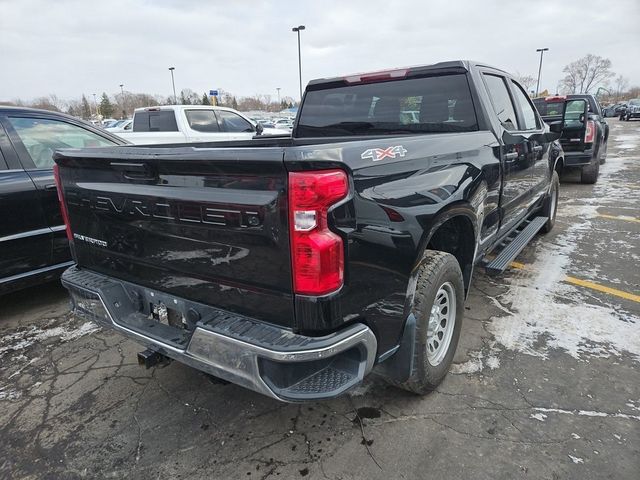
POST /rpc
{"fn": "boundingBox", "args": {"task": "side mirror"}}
[549,122,563,134]
[255,123,264,135]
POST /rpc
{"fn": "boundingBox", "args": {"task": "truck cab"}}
[117,105,290,145]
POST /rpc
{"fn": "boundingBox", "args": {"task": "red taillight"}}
[53,163,73,243]
[585,120,596,143]
[288,170,348,295]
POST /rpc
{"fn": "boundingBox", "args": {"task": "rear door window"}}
[7,117,115,169]
[510,81,539,130]
[185,110,220,132]
[133,111,179,132]
[482,74,518,131]
[216,110,254,133]
[296,73,478,137]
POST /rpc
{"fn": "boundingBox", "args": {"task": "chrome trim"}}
[63,277,377,401]
[0,260,74,284]
[0,227,52,243]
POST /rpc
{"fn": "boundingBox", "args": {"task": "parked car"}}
[0,107,127,294]
[621,98,640,121]
[105,119,132,133]
[101,118,119,128]
[602,102,627,118]
[56,60,571,401]
[114,105,290,145]
[533,94,608,183]
[273,118,294,131]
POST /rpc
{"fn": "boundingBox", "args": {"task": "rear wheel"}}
[393,250,464,395]
[581,158,599,184]
[540,171,559,233]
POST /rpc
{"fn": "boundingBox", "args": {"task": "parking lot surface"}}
[1,119,639,480]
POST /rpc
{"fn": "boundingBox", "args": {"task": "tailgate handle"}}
[110,162,156,180]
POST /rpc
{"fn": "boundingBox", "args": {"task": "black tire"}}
[394,250,464,395]
[580,158,599,184]
[540,170,559,233]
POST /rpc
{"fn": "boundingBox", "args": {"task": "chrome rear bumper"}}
[61,266,377,402]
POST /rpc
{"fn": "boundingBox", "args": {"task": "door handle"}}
[504,152,518,162]
[44,183,57,191]
[533,145,543,152]
[110,162,156,181]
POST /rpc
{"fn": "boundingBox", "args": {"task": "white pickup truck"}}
[115,105,289,144]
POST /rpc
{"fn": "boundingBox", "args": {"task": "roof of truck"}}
[133,105,245,113]
[307,60,509,88]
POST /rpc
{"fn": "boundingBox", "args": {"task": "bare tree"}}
[514,73,536,93]
[30,97,62,112]
[560,54,614,94]
[614,75,629,99]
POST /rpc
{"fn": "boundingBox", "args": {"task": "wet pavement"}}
[1,119,639,479]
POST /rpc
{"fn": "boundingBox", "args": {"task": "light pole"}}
[119,84,125,119]
[276,87,281,105]
[168,67,177,104]
[292,25,305,101]
[535,48,549,97]
[92,93,98,117]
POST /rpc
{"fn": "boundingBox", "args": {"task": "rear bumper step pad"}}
[61,266,377,402]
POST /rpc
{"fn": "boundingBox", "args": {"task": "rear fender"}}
[375,207,477,381]
[417,204,478,293]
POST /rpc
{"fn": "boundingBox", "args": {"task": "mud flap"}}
[373,313,416,383]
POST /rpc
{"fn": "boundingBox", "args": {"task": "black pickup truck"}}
[55,61,573,402]
[533,94,608,184]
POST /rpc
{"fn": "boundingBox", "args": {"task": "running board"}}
[485,216,547,275]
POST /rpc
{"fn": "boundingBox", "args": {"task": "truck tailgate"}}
[55,146,294,327]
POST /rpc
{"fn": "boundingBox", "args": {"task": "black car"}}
[0,107,127,294]
[533,94,608,183]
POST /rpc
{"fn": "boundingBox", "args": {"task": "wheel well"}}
[427,216,475,292]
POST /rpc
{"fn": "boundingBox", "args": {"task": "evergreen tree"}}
[201,93,210,105]
[81,94,92,119]
[99,93,114,118]
[231,97,238,110]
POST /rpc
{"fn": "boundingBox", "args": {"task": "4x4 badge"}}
[361,145,407,161]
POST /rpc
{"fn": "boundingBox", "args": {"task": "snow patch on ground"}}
[534,407,640,422]
[568,455,584,464]
[0,320,100,357]
[0,386,22,401]
[530,413,547,421]
[488,154,640,363]
[451,342,501,374]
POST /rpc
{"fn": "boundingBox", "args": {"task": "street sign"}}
[209,90,219,96]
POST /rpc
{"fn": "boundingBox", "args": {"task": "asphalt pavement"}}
[1,118,638,480]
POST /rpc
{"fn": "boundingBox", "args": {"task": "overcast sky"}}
[1,0,639,103]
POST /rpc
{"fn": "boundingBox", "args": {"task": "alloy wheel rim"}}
[426,282,457,366]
